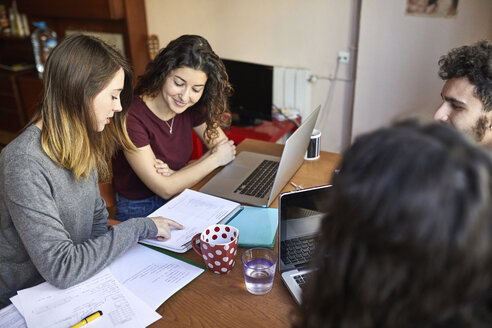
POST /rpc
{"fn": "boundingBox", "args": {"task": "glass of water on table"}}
[241,248,277,295]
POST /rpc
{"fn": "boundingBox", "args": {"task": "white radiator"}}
[273,66,312,120]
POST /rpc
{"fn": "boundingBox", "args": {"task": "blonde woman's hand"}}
[211,139,236,166]
[150,217,184,241]
[154,159,176,176]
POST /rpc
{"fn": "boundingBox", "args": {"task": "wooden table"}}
[149,138,341,328]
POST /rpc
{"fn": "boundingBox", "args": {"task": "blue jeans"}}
[115,193,167,222]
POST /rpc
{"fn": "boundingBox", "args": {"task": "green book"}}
[0,61,34,72]
[139,243,206,269]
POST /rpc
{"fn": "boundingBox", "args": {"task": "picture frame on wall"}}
[406,0,459,17]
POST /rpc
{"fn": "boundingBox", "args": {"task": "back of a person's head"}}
[297,120,492,328]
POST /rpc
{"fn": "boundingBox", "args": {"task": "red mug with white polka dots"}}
[191,224,239,274]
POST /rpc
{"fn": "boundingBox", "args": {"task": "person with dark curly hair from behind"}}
[112,35,236,221]
[434,40,492,148]
[294,120,492,328]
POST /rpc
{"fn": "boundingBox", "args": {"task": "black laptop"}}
[278,184,331,304]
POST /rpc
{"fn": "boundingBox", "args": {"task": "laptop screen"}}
[278,185,332,274]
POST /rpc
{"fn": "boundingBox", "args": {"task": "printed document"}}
[109,244,204,309]
[14,269,160,328]
[0,304,26,328]
[141,189,241,252]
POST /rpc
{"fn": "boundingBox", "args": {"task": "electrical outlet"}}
[338,51,350,64]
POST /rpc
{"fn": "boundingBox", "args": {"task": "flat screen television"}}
[222,58,273,126]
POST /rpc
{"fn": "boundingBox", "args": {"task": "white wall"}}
[145,0,357,152]
[353,0,492,140]
[144,0,492,153]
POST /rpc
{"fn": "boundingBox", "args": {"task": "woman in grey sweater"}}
[0,34,183,309]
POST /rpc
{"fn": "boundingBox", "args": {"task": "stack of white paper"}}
[3,244,204,328]
[0,303,26,328]
[11,269,160,328]
[109,244,204,309]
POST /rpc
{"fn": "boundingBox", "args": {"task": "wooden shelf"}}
[0,0,149,133]
[0,34,30,41]
[17,0,148,77]
[18,0,125,20]
[0,69,31,131]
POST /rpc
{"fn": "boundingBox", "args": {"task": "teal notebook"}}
[228,206,278,248]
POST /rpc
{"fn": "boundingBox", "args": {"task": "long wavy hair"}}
[438,40,492,111]
[135,34,232,143]
[295,120,492,328]
[29,34,136,180]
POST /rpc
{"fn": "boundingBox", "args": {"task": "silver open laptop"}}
[279,184,331,304]
[199,105,321,207]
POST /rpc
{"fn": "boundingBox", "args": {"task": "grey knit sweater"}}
[0,125,158,308]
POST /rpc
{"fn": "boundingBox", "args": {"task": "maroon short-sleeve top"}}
[112,96,206,200]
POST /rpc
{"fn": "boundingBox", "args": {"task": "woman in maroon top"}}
[112,35,236,221]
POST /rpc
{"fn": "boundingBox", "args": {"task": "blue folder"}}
[228,206,278,248]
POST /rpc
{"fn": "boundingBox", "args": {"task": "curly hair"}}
[295,120,492,328]
[135,35,232,143]
[438,40,492,111]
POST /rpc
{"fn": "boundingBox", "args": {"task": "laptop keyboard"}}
[281,236,315,266]
[234,159,279,198]
[293,272,313,289]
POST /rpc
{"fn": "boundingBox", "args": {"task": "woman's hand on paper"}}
[154,159,176,176]
[211,139,236,166]
[150,217,184,241]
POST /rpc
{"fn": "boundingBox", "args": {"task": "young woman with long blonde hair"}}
[0,34,182,309]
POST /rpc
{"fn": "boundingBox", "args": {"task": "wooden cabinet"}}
[17,0,148,76]
[17,70,42,121]
[17,0,125,20]
[0,70,25,131]
[0,0,148,132]
[0,68,43,132]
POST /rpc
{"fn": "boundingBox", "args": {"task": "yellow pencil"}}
[70,310,103,328]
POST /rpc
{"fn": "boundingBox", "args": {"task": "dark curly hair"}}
[295,120,492,328]
[135,35,232,143]
[438,40,492,111]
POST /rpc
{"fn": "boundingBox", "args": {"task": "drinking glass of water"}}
[241,248,277,295]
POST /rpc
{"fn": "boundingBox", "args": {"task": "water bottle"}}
[31,21,57,78]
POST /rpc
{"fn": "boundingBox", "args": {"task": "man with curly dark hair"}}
[434,40,492,147]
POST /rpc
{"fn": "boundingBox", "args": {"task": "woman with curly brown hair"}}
[112,35,236,221]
